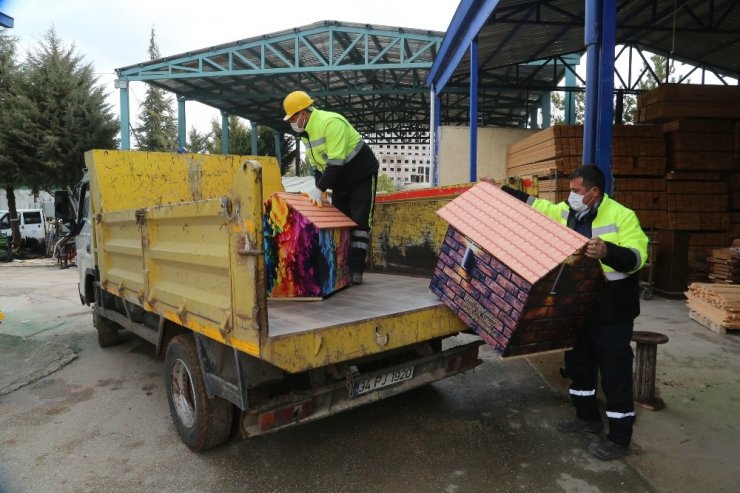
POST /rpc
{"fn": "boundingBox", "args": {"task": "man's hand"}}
[479,176,502,187]
[585,238,607,260]
[302,187,323,207]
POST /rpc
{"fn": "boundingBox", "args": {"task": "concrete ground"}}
[0,261,738,492]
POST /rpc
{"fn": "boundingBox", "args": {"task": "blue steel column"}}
[250,121,259,155]
[221,112,229,155]
[583,0,601,167]
[596,0,616,194]
[469,38,479,183]
[274,132,282,168]
[542,92,551,128]
[177,96,186,150]
[118,80,130,150]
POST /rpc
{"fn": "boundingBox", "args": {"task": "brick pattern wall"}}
[430,226,604,357]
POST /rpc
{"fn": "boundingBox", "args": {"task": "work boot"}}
[587,438,630,460]
[352,272,364,285]
[557,417,603,434]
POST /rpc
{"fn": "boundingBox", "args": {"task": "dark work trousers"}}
[565,319,635,447]
[332,173,377,274]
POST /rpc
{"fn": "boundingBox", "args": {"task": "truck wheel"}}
[164,334,234,451]
[94,309,120,347]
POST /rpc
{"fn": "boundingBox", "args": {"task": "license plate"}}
[352,366,414,397]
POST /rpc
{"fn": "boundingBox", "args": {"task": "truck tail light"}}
[258,399,315,433]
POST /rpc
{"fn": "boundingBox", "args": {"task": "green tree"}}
[24,28,118,189]
[1,28,118,249]
[207,117,296,174]
[376,174,397,193]
[135,28,177,151]
[186,126,210,153]
[0,29,27,247]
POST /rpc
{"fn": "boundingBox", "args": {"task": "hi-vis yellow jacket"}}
[302,109,363,173]
[528,194,648,279]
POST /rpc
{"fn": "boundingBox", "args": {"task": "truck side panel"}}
[88,151,271,357]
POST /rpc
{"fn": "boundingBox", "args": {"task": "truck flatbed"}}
[267,273,441,337]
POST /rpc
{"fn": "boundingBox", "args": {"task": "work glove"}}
[303,186,323,207]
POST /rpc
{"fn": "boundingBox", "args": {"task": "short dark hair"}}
[569,165,605,192]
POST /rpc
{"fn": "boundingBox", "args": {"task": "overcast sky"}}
[1,0,460,135]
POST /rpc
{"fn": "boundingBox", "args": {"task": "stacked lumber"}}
[687,232,733,281]
[506,125,583,176]
[613,177,667,229]
[707,240,740,283]
[665,172,729,230]
[662,120,735,171]
[505,125,666,177]
[506,125,667,215]
[686,282,740,334]
[637,84,740,123]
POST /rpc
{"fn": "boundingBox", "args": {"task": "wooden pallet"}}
[685,283,740,334]
[689,310,738,335]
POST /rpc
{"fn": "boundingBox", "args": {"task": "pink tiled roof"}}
[436,182,590,284]
[275,192,357,229]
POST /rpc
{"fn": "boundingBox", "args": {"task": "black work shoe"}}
[352,272,364,285]
[588,438,630,460]
[557,418,603,434]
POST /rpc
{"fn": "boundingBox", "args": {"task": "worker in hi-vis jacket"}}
[488,165,648,461]
[282,91,379,286]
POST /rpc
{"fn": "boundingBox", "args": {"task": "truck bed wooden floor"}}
[267,273,442,337]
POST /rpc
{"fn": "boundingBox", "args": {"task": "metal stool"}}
[632,331,669,410]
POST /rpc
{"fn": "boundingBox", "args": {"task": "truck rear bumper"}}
[240,339,483,437]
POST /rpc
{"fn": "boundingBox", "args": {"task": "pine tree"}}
[0,29,26,247]
[135,28,177,151]
[0,27,118,248]
[23,28,119,189]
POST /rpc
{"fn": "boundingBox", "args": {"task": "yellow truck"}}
[58,150,481,451]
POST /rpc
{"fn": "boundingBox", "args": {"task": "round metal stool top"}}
[632,331,669,345]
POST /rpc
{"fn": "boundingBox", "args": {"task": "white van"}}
[0,209,48,245]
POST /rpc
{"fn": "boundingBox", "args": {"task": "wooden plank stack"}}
[505,124,667,213]
[663,120,736,171]
[707,240,740,284]
[635,85,740,289]
[637,84,740,122]
[686,282,740,334]
[665,172,729,231]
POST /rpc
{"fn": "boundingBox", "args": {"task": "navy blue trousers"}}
[565,320,635,446]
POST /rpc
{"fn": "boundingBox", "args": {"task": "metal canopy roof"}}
[116,21,444,143]
[431,0,740,100]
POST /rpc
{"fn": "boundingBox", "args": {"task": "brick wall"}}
[430,226,604,357]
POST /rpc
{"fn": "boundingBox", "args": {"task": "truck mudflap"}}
[240,340,483,437]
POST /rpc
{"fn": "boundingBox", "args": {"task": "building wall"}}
[369,141,431,188]
[438,127,539,186]
[0,188,55,217]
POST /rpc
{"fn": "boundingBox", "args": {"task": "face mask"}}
[568,191,589,212]
[290,112,306,133]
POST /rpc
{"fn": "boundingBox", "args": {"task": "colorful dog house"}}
[430,182,606,357]
[264,192,356,299]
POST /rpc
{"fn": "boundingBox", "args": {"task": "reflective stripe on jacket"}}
[528,194,648,278]
[301,109,363,173]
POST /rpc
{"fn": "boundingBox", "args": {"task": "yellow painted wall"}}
[438,126,539,186]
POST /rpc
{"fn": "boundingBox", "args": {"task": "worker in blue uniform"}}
[282,91,379,285]
[494,165,648,460]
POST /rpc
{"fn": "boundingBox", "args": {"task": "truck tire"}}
[94,309,120,347]
[164,334,234,451]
